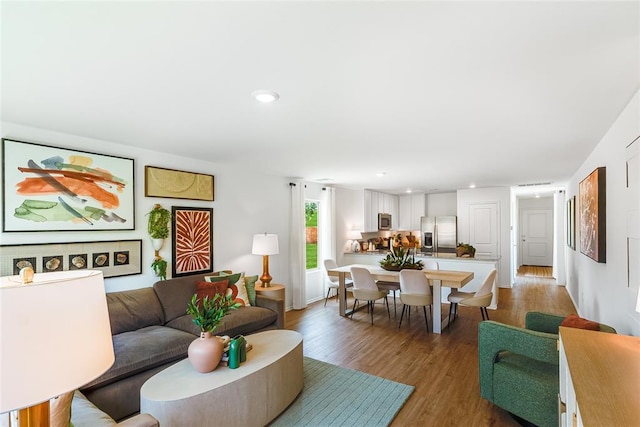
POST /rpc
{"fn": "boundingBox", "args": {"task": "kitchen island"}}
[342,251,500,309]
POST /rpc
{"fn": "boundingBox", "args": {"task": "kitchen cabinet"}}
[398,193,425,230]
[363,190,398,231]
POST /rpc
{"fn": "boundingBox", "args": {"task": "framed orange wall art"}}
[171,206,213,277]
[579,167,606,263]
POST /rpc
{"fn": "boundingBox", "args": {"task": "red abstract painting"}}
[172,207,213,277]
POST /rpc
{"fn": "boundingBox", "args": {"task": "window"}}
[305,200,318,269]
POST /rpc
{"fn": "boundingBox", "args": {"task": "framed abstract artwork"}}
[566,195,576,250]
[2,139,135,232]
[145,166,214,201]
[579,167,606,263]
[171,206,213,277]
[0,240,142,278]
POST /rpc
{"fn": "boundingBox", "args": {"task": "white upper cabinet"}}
[364,190,398,231]
[398,193,425,230]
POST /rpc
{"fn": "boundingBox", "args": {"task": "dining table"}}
[326,263,474,334]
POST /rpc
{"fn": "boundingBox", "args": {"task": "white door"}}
[521,209,553,266]
[469,202,499,258]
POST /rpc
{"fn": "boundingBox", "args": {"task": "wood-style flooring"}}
[284,267,574,426]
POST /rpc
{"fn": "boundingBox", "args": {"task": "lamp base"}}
[260,255,272,287]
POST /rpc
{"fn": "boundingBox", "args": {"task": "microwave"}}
[378,213,392,230]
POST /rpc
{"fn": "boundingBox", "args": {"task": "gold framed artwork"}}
[145,166,214,201]
[579,167,606,263]
[0,240,142,278]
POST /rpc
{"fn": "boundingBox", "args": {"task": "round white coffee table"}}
[140,329,303,427]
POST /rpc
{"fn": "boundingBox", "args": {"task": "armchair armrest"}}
[478,320,559,401]
[255,294,285,329]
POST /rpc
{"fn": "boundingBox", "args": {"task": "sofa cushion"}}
[166,306,278,337]
[82,325,195,390]
[153,275,202,323]
[107,288,164,335]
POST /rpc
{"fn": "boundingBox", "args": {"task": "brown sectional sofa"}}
[80,273,285,421]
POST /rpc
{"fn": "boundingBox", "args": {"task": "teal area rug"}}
[270,357,414,426]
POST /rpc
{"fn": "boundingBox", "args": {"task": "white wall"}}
[566,91,640,336]
[0,123,294,308]
[457,187,511,288]
[334,187,364,266]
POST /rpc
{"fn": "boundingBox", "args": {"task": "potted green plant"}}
[379,234,425,271]
[456,242,476,258]
[186,293,241,373]
[147,204,171,280]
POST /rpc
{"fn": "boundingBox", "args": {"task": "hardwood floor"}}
[284,271,575,426]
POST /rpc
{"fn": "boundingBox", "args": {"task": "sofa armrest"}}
[255,294,285,329]
[478,320,559,401]
[117,414,159,427]
[525,311,565,333]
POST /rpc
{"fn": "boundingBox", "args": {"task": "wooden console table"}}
[559,326,640,426]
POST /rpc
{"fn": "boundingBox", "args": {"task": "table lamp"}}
[0,269,115,426]
[252,233,279,287]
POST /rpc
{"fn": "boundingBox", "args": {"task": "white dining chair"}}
[447,268,497,324]
[349,266,390,325]
[399,269,433,331]
[323,259,353,307]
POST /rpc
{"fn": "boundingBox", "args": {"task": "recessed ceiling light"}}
[376,172,386,177]
[469,184,476,189]
[406,189,412,193]
[252,90,280,103]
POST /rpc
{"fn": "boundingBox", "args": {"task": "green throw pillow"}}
[205,272,241,287]
[244,275,259,306]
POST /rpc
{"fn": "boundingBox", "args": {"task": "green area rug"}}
[270,357,414,426]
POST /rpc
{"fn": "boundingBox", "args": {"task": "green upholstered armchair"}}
[478,312,615,427]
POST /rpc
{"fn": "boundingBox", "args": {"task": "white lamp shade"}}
[252,233,279,256]
[0,270,115,412]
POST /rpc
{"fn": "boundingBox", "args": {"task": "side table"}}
[255,283,285,300]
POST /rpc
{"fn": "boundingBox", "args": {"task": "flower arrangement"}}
[379,234,425,271]
[186,293,241,334]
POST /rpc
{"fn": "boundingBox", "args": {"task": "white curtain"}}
[289,180,307,309]
[320,186,336,264]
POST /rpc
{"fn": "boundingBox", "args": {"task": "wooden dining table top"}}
[327,263,474,288]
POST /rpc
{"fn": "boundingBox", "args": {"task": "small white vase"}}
[151,238,165,252]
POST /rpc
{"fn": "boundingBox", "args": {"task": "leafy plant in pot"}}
[186,293,241,373]
[147,204,171,280]
[379,234,425,271]
[456,242,476,258]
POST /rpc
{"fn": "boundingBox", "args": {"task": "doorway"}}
[516,195,555,279]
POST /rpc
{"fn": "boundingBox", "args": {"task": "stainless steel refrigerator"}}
[420,216,457,255]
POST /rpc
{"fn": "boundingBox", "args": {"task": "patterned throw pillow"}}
[222,272,250,306]
[195,280,229,305]
[244,275,259,306]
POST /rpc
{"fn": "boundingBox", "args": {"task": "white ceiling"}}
[2,1,638,195]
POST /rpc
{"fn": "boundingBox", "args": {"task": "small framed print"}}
[0,240,142,278]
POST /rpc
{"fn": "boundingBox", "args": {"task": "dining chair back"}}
[349,266,390,325]
[322,259,352,307]
[399,269,434,331]
[448,268,497,324]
